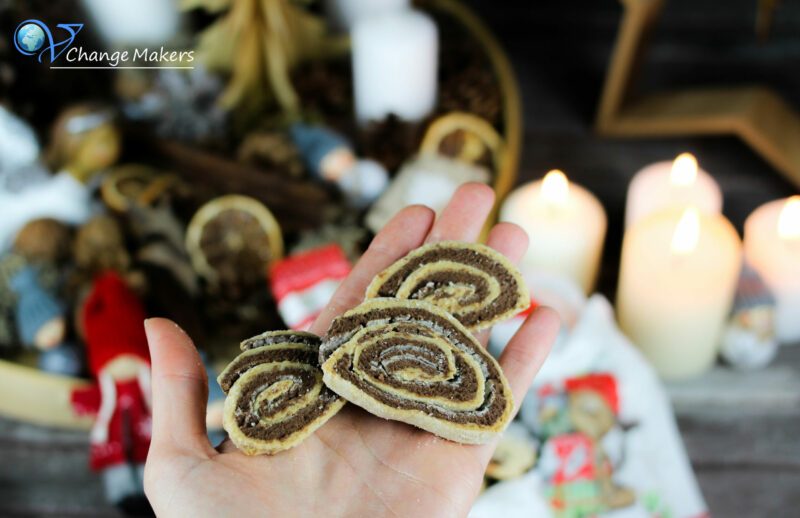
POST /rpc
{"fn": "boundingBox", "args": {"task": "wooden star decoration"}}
[596,0,800,188]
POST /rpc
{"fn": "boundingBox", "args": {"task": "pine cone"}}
[439,61,502,126]
[237,131,304,178]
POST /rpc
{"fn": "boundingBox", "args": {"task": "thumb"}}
[145,318,213,456]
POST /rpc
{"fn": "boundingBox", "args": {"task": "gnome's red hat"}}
[82,271,150,377]
[564,373,619,414]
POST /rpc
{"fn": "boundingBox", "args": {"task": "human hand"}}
[143,183,560,517]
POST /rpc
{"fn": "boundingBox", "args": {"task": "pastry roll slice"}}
[321,298,514,444]
[218,331,344,455]
[365,241,529,330]
[239,329,321,351]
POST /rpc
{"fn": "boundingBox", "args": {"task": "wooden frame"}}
[596,0,800,188]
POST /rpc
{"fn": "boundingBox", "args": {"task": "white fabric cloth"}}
[0,170,98,252]
[0,105,40,175]
[473,287,707,518]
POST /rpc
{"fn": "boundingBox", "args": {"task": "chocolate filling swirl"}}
[321,299,514,444]
[240,330,321,351]
[219,332,344,455]
[365,241,529,330]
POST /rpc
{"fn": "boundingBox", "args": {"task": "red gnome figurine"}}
[71,271,152,511]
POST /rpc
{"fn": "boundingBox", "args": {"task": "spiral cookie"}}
[485,423,538,480]
[320,298,514,444]
[365,241,529,330]
[218,331,345,455]
[239,329,321,351]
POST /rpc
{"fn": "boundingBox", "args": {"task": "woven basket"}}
[0,0,522,430]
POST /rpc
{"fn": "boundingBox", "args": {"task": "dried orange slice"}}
[419,112,503,170]
[185,195,284,288]
[101,164,175,212]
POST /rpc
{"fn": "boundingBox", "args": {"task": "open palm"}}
[143,183,560,517]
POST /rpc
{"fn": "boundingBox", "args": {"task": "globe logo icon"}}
[16,23,45,53]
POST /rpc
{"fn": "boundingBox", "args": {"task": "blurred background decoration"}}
[0,0,798,516]
[184,0,348,118]
[596,0,800,187]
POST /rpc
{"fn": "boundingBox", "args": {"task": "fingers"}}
[426,184,502,346]
[310,205,435,335]
[473,222,529,347]
[145,318,214,457]
[216,438,239,455]
[311,183,516,339]
[425,183,495,243]
[474,308,559,465]
[485,222,528,264]
[498,307,561,414]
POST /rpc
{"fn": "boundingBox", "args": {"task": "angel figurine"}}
[0,104,121,251]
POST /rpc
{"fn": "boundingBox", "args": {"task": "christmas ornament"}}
[0,105,120,252]
[269,244,351,330]
[71,272,152,507]
[290,122,388,208]
[720,261,778,369]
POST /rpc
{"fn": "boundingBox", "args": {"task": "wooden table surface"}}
[2,347,798,517]
[2,0,799,516]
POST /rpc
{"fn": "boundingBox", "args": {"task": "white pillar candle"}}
[617,208,742,379]
[499,170,607,294]
[352,10,438,124]
[325,0,410,32]
[744,196,800,344]
[625,153,722,228]
[81,0,180,45]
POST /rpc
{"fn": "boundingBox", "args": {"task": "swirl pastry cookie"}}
[218,331,345,455]
[365,241,529,330]
[320,298,514,444]
[485,422,538,480]
[239,329,321,351]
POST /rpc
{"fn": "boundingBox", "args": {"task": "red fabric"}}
[89,378,151,471]
[548,433,595,483]
[82,271,150,376]
[70,384,102,416]
[565,373,619,414]
[516,298,538,318]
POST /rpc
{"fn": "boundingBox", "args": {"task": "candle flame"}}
[541,169,569,206]
[671,208,700,255]
[670,153,698,186]
[778,195,800,240]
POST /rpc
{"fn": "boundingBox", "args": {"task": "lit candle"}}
[325,0,410,32]
[499,170,607,294]
[617,208,742,379]
[744,196,800,343]
[625,153,722,228]
[352,10,438,124]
